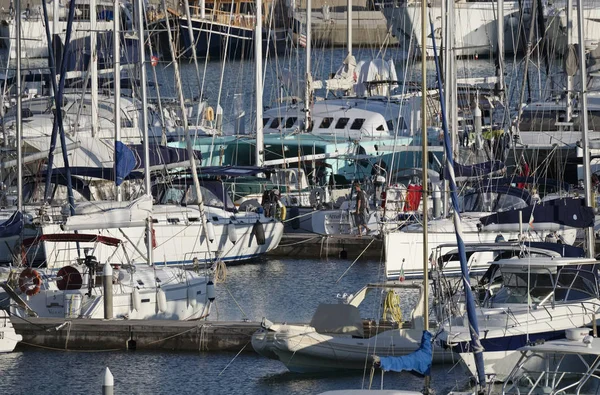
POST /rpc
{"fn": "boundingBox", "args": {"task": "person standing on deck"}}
[353,182,370,236]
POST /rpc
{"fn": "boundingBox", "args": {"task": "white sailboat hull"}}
[0,310,22,353]
[252,324,454,373]
[384,218,578,279]
[9,265,213,320]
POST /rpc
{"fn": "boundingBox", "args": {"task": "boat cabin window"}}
[386,119,394,131]
[262,118,270,127]
[377,124,385,131]
[554,268,598,301]
[350,119,365,130]
[319,117,334,129]
[285,117,297,128]
[519,110,563,132]
[335,118,350,129]
[491,270,555,304]
[269,117,283,129]
[460,191,528,213]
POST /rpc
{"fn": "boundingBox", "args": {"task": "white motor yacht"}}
[440,256,600,383]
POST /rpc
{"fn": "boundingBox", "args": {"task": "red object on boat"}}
[404,184,423,212]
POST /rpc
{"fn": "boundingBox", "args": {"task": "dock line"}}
[336,238,376,283]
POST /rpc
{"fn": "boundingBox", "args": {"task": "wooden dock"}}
[268,232,383,260]
[11,317,261,352]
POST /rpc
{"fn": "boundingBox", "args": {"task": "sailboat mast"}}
[347,0,352,56]
[304,0,311,131]
[91,0,98,137]
[161,0,213,258]
[566,0,574,122]
[420,0,428,332]
[114,0,122,201]
[255,0,264,166]
[136,0,152,265]
[497,0,504,96]
[577,0,595,258]
[15,0,22,213]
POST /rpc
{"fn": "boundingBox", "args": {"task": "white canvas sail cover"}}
[61,195,153,231]
[309,303,364,337]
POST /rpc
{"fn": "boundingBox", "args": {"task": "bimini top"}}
[519,338,600,356]
[494,257,597,273]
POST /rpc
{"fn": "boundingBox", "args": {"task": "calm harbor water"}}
[0,257,469,394]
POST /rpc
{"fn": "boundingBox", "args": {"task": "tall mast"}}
[304,0,311,131]
[161,0,213,258]
[16,0,22,213]
[114,0,122,201]
[430,12,487,391]
[136,0,152,265]
[90,0,98,137]
[255,0,264,166]
[577,0,594,257]
[420,0,428,333]
[566,0,574,122]
[347,0,352,56]
[496,0,505,97]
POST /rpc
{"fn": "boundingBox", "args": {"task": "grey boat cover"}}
[310,304,364,337]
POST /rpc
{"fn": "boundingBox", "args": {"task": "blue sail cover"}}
[479,198,594,229]
[0,211,23,238]
[379,331,432,376]
[114,144,202,183]
[115,141,136,186]
[442,160,505,180]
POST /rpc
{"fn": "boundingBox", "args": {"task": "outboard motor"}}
[84,255,99,297]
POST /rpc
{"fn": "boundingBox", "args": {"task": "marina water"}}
[0,257,464,394]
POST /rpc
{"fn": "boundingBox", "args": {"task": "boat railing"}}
[188,6,256,29]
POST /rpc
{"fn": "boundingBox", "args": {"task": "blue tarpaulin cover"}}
[115,141,136,186]
[379,330,432,376]
[0,211,23,238]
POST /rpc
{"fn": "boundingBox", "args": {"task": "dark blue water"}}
[0,257,470,394]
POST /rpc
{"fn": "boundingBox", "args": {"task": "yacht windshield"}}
[491,271,554,304]
[555,269,598,301]
[460,191,528,213]
[490,267,598,305]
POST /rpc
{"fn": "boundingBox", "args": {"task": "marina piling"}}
[103,264,113,319]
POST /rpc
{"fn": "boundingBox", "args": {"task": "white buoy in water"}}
[207,281,215,302]
[187,286,198,308]
[206,221,216,243]
[157,288,167,313]
[228,223,237,244]
[102,367,114,395]
[132,288,141,311]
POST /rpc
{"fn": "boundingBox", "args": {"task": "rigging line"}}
[336,238,376,283]
[218,341,250,376]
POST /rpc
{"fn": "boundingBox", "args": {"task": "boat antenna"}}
[429,10,487,392]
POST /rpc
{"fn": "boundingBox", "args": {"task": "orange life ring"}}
[19,268,42,296]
